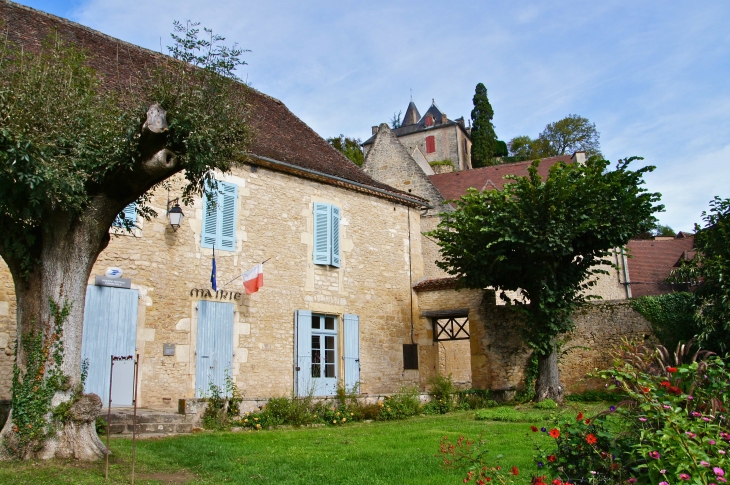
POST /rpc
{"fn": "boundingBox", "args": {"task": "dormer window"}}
[425,115,434,127]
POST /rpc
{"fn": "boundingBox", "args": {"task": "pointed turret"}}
[402,101,421,127]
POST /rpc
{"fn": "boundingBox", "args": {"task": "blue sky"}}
[17,0,730,232]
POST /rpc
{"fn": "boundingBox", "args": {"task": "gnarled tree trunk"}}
[534,341,564,404]
[0,105,178,460]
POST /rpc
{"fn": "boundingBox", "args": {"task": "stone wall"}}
[398,124,470,171]
[0,264,15,399]
[0,163,426,408]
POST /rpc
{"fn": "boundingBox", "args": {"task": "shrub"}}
[201,374,242,430]
[564,390,623,403]
[534,399,557,410]
[428,374,457,414]
[378,386,421,420]
[456,389,498,410]
[631,292,698,351]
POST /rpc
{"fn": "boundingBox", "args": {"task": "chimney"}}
[571,151,586,165]
[372,126,379,135]
[441,113,448,123]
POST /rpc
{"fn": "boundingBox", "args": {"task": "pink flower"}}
[639,417,647,422]
[702,461,712,467]
[710,440,717,445]
[715,467,725,476]
[659,482,669,485]
[679,473,691,480]
[649,451,661,459]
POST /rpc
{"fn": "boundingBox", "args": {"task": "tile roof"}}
[412,277,460,292]
[0,0,425,207]
[626,236,696,297]
[429,155,573,200]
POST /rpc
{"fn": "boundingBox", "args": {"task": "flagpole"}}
[218,258,272,290]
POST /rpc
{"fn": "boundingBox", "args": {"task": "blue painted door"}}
[81,285,138,406]
[296,312,338,396]
[196,300,234,397]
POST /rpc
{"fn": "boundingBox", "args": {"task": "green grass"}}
[0,406,607,484]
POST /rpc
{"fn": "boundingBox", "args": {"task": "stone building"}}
[0,1,651,413]
[362,100,473,173]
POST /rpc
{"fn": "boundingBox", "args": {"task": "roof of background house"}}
[362,101,469,145]
[428,155,573,200]
[626,236,696,298]
[0,0,426,207]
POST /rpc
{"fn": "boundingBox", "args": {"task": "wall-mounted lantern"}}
[166,189,185,231]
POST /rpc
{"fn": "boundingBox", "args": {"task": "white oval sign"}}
[105,267,123,279]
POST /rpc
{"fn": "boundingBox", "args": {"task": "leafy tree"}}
[536,114,601,158]
[326,135,364,166]
[390,110,402,129]
[430,157,661,402]
[470,83,498,168]
[653,224,677,237]
[494,140,508,158]
[507,135,535,161]
[669,197,730,351]
[0,21,248,459]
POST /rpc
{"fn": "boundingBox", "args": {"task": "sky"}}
[16,0,730,232]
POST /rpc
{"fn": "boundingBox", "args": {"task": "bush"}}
[534,398,557,410]
[456,389,498,410]
[631,292,698,351]
[428,374,457,414]
[201,374,243,430]
[564,390,623,403]
[378,386,421,420]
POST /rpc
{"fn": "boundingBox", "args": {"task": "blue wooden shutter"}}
[219,182,238,251]
[343,314,360,393]
[295,310,312,397]
[313,203,331,265]
[331,205,341,267]
[201,188,218,249]
[113,203,137,228]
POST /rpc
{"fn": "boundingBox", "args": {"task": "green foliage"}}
[429,157,662,360]
[390,110,402,129]
[7,300,71,455]
[427,374,457,414]
[585,356,730,483]
[378,386,422,420]
[326,134,364,166]
[671,197,730,352]
[564,390,623,403]
[631,292,698,351]
[201,373,243,430]
[494,140,509,158]
[653,224,677,237]
[0,22,249,277]
[507,135,535,161]
[456,389,498,410]
[534,398,558,410]
[470,83,498,168]
[428,159,455,168]
[536,114,602,159]
[515,352,539,403]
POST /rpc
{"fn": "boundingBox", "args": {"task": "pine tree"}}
[470,83,498,168]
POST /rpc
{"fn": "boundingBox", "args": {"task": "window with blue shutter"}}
[112,203,137,228]
[201,181,238,251]
[295,310,312,397]
[343,314,360,392]
[312,203,341,267]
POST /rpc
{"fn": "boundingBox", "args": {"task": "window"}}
[425,115,434,127]
[313,203,341,267]
[403,344,418,370]
[201,181,238,251]
[425,136,436,154]
[295,311,359,396]
[112,203,137,228]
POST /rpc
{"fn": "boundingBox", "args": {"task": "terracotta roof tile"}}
[413,277,459,292]
[626,237,696,297]
[429,155,573,200]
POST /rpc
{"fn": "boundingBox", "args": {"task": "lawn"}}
[0,405,605,484]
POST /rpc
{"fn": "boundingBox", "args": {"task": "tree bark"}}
[534,343,564,404]
[0,105,178,460]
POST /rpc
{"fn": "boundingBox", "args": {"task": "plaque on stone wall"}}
[95,275,132,289]
[163,343,175,356]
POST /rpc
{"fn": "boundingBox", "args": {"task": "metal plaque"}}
[95,275,132,289]
[163,343,175,356]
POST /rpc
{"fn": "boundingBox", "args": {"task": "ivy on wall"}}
[630,292,697,352]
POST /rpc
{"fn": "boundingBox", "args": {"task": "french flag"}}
[242,264,264,294]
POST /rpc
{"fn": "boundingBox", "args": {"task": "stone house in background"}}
[362,100,473,173]
[625,233,696,298]
[0,1,651,413]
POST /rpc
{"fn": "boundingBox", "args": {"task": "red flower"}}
[547,455,557,462]
[669,386,682,395]
[531,425,539,432]
[660,381,671,388]
[553,480,563,485]
[667,366,678,373]
[549,428,560,438]
[585,419,591,424]
[641,387,651,393]
[576,412,584,421]
[586,433,597,445]
[510,466,519,476]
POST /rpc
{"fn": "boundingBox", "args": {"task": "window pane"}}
[325,336,335,351]
[325,349,335,364]
[325,364,335,378]
[325,316,335,330]
[312,360,321,378]
[311,315,320,329]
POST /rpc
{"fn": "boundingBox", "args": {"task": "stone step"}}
[101,408,194,435]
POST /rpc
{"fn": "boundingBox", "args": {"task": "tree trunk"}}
[534,343,564,404]
[0,207,114,460]
[0,104,177,460]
